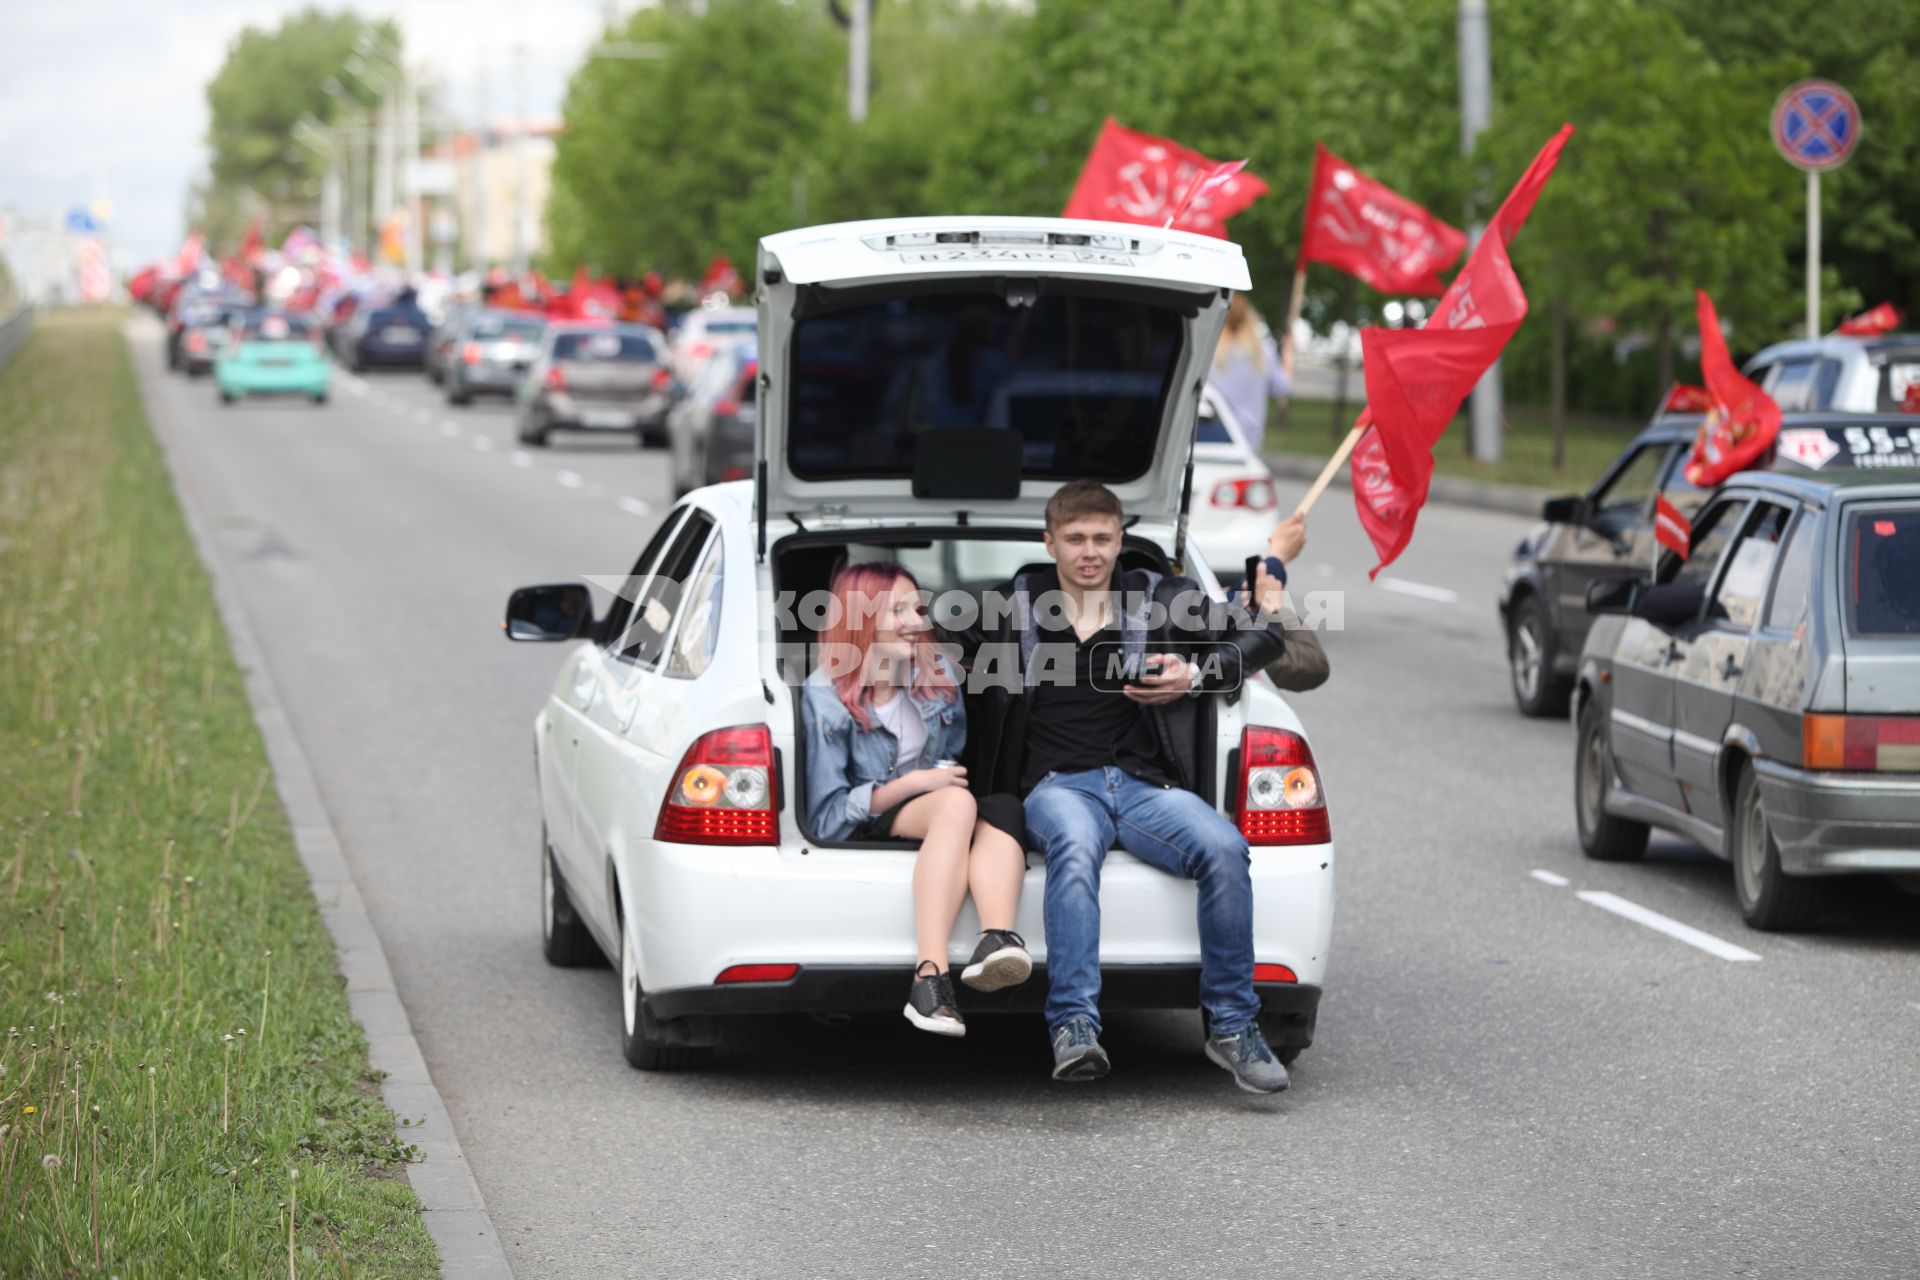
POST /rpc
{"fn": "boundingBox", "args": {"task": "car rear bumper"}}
[1189,507,1279,578]
[356,343,425,366]
[218,363,329,394]
[1754,758,1920,874]
[456,365,525,392]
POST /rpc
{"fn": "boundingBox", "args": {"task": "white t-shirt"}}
[869,690,927,777]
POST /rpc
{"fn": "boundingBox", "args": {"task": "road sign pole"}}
[1806,169,1821,338]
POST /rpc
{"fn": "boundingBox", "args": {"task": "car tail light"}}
[462,342,482,365]
[712,397,740,417]
[1803,714,1920,772]
[715,963,798,984]
[656,725,778,845]
[1209,477,1277,511]
[650,367,674,393]
[719,465,750,482]
[1235,726,1330,845]
[544,366,566,392]
[186,331,207,354]
[1253,963,1297,983]
[686,341,712,359]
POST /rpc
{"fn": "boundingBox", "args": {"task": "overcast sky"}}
[0,0,613,267]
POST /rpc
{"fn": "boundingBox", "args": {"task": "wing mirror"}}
[1542,494,1586,525]
[1586,575,1643,616]
[504,583,596,641]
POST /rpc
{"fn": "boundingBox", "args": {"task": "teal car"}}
[216,312,331,405]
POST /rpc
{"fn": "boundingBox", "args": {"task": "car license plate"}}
[382,326,419,343]
[582,409,632,429]
[259,358,291,368]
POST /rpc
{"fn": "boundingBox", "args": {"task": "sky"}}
[0,0,612,267]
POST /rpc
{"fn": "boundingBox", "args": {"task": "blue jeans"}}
[1023,766,1260,1037]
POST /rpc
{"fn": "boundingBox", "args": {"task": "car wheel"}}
[618,908,709,1072]
[541,836,603,967]
[1731,763,1822,931]
[448,384,472,406]
[1509,596,1573,717]
[219,391,237,406]
[1575,699,1648,862]
[518,426,548,447]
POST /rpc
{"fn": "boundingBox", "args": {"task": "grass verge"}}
[0,309,439,1277]
[1271,395,1643,493]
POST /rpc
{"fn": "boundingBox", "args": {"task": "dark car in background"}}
[1572,467,1920,930]
[1498,413,1920,717]
[341,299,431,371]
[515,324,675,448]
[445,309,545,405]
[666,342,756,497]
[167,286,252,374]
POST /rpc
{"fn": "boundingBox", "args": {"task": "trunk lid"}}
[754,217,1245,531]
[1839,494,1920,714]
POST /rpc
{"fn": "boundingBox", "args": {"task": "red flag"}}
[1661,384,1713,414]
[1349,124,1574,577]
[1300,143,1467,296]
[1837,302,1903,336]
[240,216,265,265]
[1653,494,1692,560]
[699,255,745,298]
[1681,290,1781,488]
[1062,118,1269,238]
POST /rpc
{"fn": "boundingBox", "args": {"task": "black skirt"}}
[859,790,1028,849]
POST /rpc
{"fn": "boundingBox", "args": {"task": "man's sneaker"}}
[903,962,965,1037]
[1204,1023,1290,1094]
[1049,1015,1110,1082]
[960,929,1032,992]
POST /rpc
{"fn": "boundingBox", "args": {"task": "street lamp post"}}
[1458,0,1504,463]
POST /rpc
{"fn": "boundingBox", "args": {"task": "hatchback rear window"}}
[787,287,1184,482]
[1845,505,1920,637]
[244,314,314,340]
[472,315,545,340]
[554,331,656,362]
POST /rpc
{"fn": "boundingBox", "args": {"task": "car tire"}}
[219,390,237,406]
[1575,699,1648,862]
[1509,596,1573,717]
[618,909,709,1072]
[312,392,328,406]
[1731,763,1822,931]
[518,426,548,448]
[541,836,603,967]
[448,384,472,407]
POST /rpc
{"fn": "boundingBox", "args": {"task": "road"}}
[130,318,1920,1279]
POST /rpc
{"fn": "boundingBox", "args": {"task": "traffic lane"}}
[136,331,1920,1277]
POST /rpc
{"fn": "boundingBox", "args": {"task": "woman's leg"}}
[967,821,1025,932]
[889,787,978,970]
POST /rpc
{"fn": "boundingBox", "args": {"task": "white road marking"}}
[556,469,583,488]
[1530,869,1570,887]
[617,496,650,516]
[1377,576,1460,604]
[439,421,460,438]
[348,380,369,398]
[1575,890,1762,962]
[413,407,434,424]
[510,450,532,468]
[471,435,493,452]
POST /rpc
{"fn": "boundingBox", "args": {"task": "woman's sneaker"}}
[960,929,1032,992]
[903,962,966,1037]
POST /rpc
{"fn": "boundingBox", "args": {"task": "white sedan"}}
[1187,388,1281,580]
[505,216,1336,1070]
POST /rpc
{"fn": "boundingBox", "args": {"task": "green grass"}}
[1269,396,1645,493]
[0,310,439,1278]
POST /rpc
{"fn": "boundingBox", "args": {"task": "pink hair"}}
[821,562,956,730]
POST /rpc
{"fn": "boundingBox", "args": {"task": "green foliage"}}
[0,311,437,1278]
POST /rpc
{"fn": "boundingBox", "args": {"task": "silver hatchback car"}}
[1573,467,1920,929]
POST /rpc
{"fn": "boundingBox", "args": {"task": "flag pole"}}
[1293,422,1363,517]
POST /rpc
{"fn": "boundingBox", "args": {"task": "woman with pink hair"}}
[800,562,1030,1036]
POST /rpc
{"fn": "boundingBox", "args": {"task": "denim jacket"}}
[800,657,967,842]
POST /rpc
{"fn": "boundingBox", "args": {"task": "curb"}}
[125,317,515,1280]
[1263,447,1557,518]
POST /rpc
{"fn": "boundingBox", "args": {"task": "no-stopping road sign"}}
[1772,79,1860,172]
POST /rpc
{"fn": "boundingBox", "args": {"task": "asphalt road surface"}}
[129,318,1919,1279]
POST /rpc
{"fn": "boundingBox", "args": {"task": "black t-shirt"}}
[1019,579,1172,793]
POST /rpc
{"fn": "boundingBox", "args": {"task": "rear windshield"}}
[1196,406,1233,444]
[787,288,1184,481]
[244,314,314,340]
[704,317,756,334]
[369,308,425,327]
[471,314,545,340]
[1845,505,1920,637]
[553,331,656,362]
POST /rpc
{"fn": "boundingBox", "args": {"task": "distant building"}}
[427,119,559,270]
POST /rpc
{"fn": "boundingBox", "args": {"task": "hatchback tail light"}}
[1234,726,1329,845]
[543,366,567,392]
[186,331,207,354]
[656,725,778,845]
[1209,477,1278,511]
[1803,714,1920,772]
[462,342,482,365]
[712,398,740,417]
[650,367,674,393]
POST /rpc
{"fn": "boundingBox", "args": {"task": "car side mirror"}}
[1586,575,1643,616]
[1541,494,1585,525]
[504,583,596,641]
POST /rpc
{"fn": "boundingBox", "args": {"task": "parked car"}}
[1743,332,1920,415]
[667,342,757,498]
[670,304,756,387]
[445,309,546,405]
[215,311,330,406]
[515,324,675,448]
[502,216,1334,1071]
[1572,466,1920,930]
[1498,413,1920,717]
[1189,388,1280,579]
[340,298,431,371]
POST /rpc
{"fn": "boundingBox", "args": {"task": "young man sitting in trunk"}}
[966,479,1293,1093]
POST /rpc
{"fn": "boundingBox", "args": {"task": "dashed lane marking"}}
[618,496,650,516]
[1376,576,1461,604]
[556,470,583,488]
[413,407,434,425]
[439,421,460,438]
[1530,869,1571,887]
[511,450,532,468]
[1576,890,1762,963]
